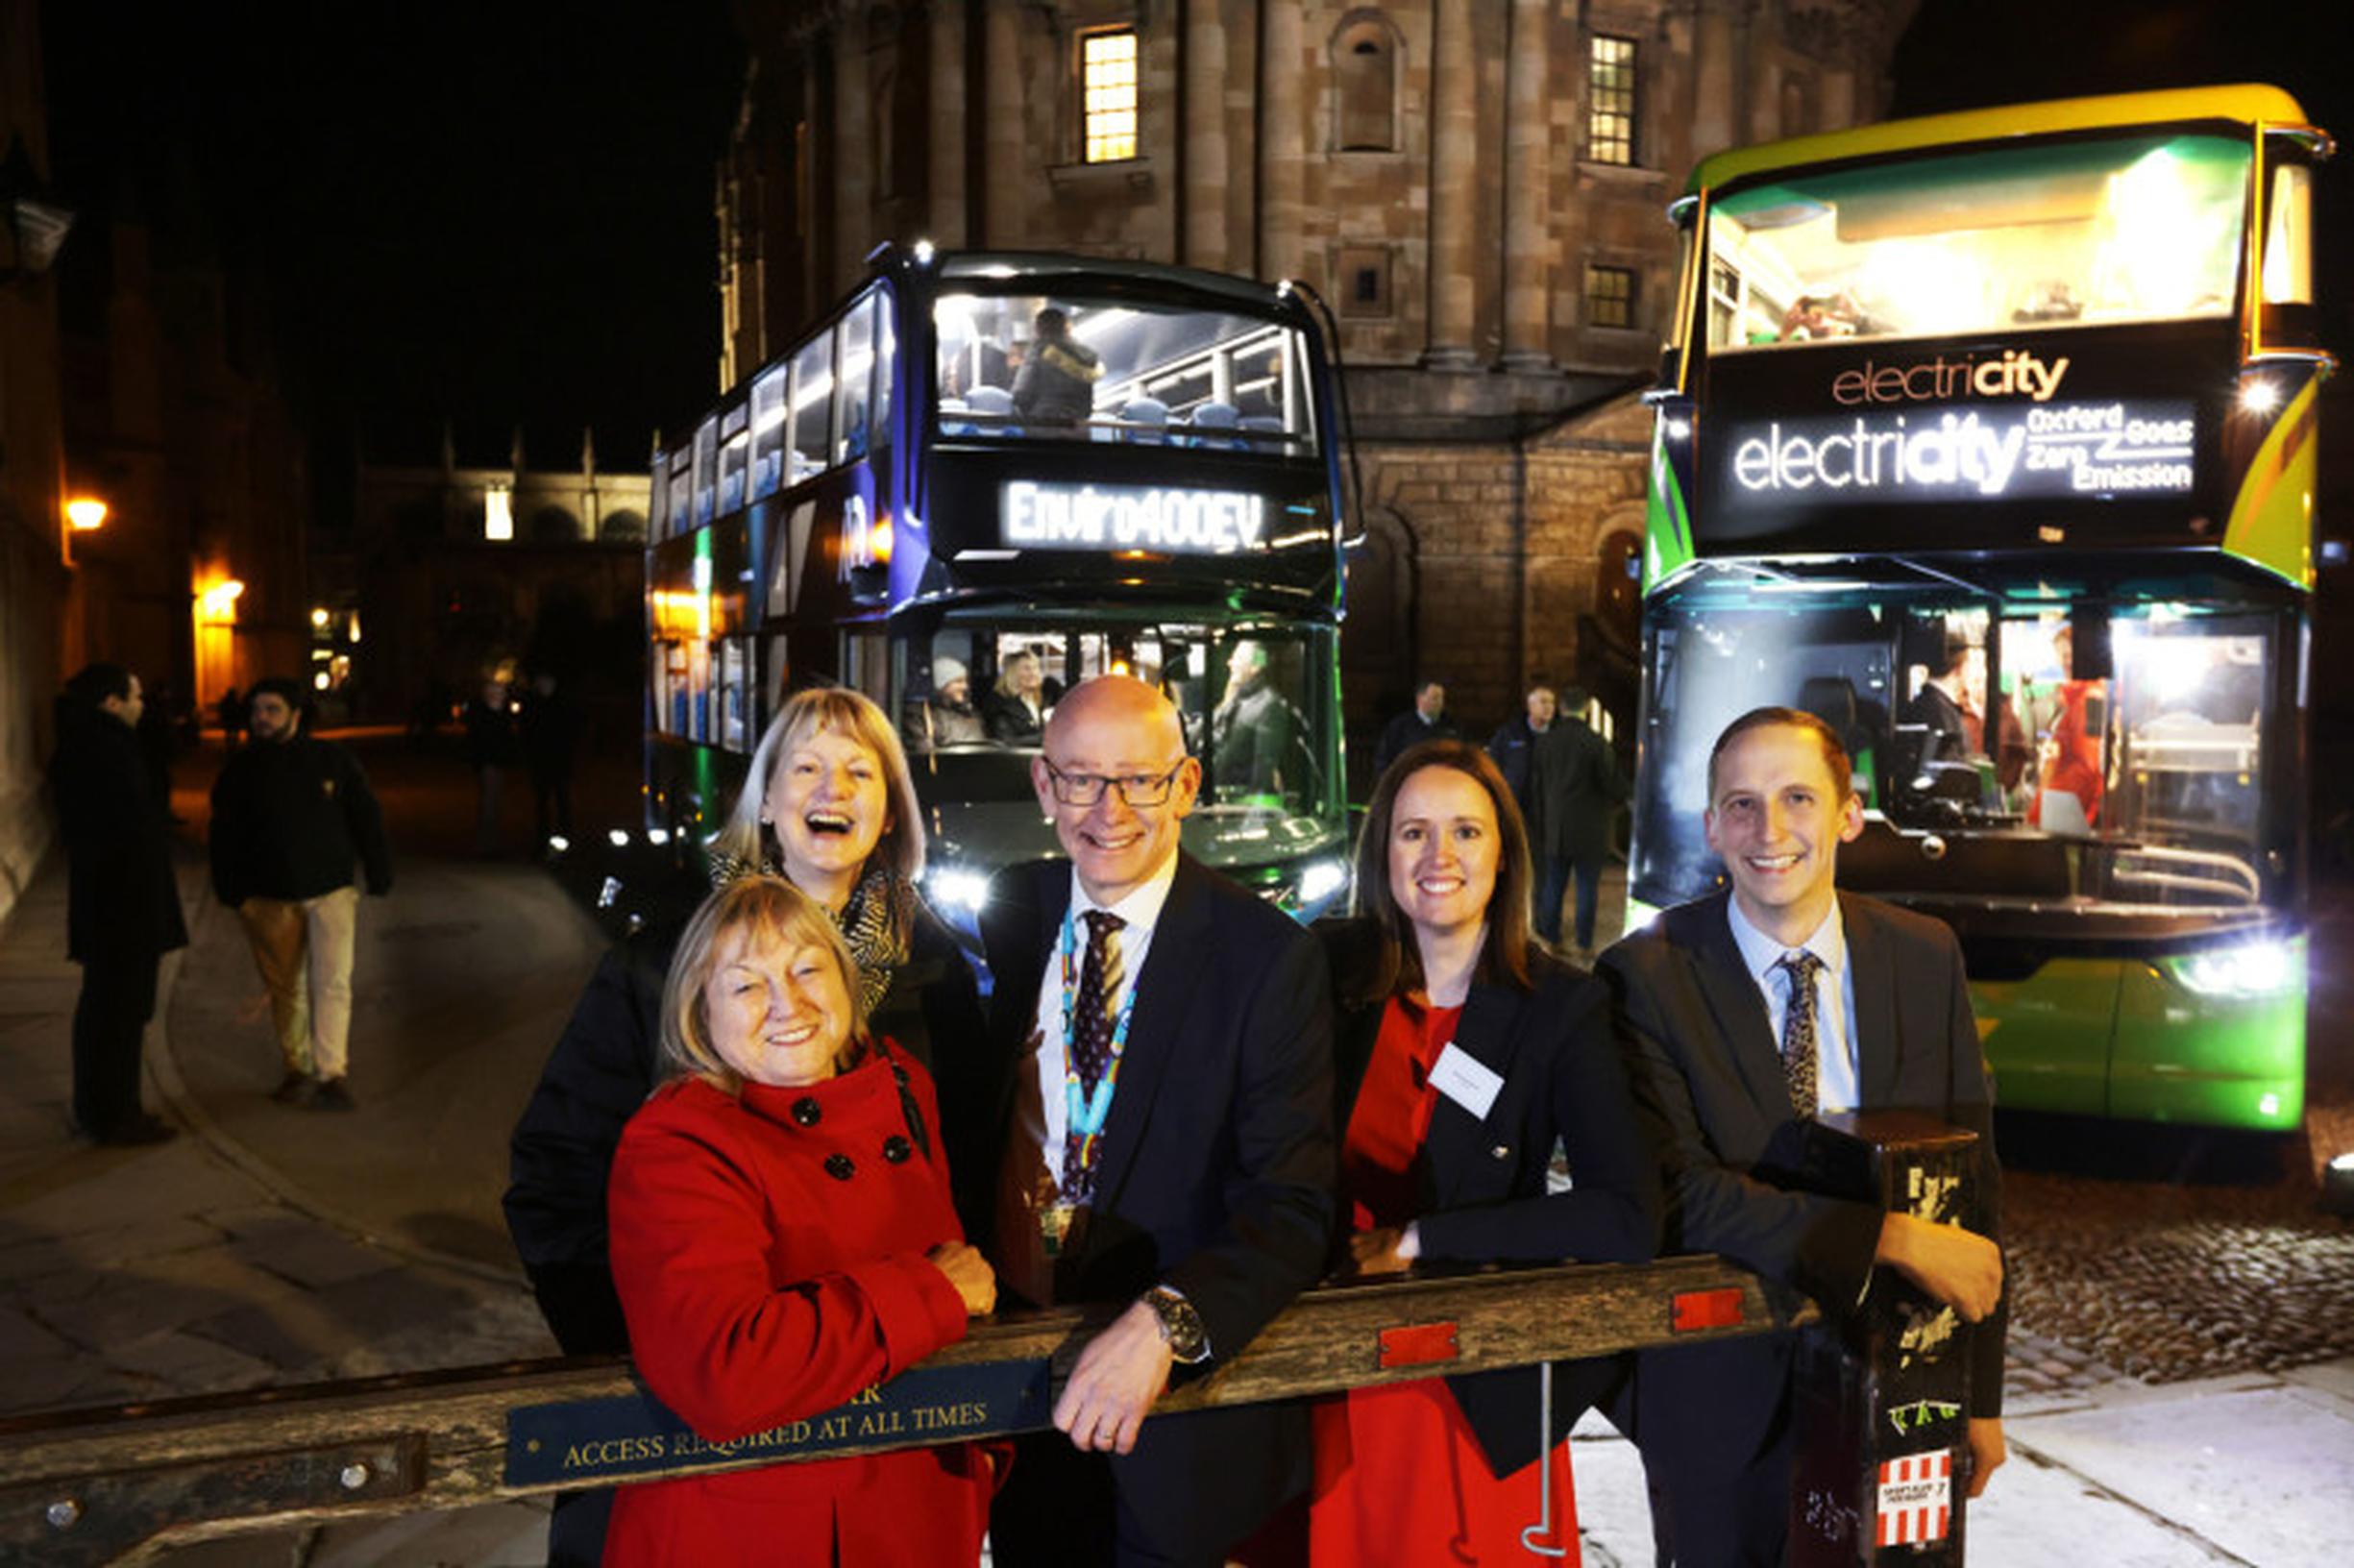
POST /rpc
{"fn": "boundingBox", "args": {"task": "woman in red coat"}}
[604,875,999,1565]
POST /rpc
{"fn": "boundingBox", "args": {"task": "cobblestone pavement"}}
[2002,1161,2354,1388]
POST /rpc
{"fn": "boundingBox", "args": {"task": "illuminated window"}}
[485,483,514,542]
[1082,29,1140,163]
[1586,36,1636,166]
[1586,264,1636,329]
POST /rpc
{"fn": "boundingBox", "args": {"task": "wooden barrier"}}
[0,1116,1982,1566]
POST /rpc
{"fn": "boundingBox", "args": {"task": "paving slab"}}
[2008,1379,2354,1568]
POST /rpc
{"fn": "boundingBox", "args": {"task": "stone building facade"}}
[718,0,1913,754]
[331,432,650,725]
[0,0,69,928]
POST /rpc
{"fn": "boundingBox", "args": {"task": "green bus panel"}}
[1972,960,2123,1117]
[2107,940,2306,1129]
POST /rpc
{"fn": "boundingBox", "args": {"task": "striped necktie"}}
[1063,910,1125,1195]
[1776,949,1824,1117]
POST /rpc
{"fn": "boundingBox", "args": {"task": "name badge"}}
[1428,1042,1503,1121]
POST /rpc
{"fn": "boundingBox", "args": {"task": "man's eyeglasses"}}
[1042,759,1188,807]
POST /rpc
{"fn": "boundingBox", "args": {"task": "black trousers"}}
[72,949,159,1136]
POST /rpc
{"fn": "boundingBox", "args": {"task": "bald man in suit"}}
[1601,706,2006,1566]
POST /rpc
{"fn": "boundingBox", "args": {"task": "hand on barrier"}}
[1051,1298,1174,1456]
[927,1242,997,1318]
[1874,1211,2003,1322]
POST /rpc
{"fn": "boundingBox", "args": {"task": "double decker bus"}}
[644,248,1354,944]
[1633,86,2333,1129]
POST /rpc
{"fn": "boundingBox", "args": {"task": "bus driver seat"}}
[1797,673,1880,807]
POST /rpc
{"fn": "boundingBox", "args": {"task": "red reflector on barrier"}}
[1377,1322,1460,1369]
[1672,1288,1746,1332]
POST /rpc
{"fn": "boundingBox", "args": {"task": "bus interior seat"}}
[1240,414,1284,448]
[1117,397,1170,444]
[964,385,1020,435]
[1184,401,1244,449]
[938,396,972,434]
[1797,674,1875,794]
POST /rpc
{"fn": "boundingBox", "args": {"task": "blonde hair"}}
[659,876,870,1091]
[713,686,926,881]
[994,649,1042,700]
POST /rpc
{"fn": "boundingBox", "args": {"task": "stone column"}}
[983,0,1025,247]
[929,0,969,245]
[1692,3,1736,160]
[1185,0,1230,271]
[1258,0,1305,281]
[833,7,873,292]
[1421,0,1478,369]
[1499,0,1552,371]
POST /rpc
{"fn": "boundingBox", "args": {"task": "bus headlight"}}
[2169,940,2299,997]
[928,868,992,916]
[1296,858,1349,907]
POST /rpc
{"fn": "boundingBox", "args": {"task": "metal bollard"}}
[1788,1110,1983,1566]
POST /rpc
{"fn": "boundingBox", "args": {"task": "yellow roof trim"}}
[1689,84,2312,195]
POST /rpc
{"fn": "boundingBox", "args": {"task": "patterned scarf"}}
[708,848,911,1017]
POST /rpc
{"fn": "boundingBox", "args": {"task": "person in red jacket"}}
[604,875,1000,1566]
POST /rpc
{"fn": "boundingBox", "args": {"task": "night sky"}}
[38,1,742,488]
[32,1,2347,502]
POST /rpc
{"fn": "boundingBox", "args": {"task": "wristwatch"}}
[1144,1285,1211,1364]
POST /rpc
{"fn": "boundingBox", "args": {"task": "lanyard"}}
[1060,902,1140,1169]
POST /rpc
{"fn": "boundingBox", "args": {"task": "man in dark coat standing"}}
[1369,677,1458,780]
[48,663,187,1145]
[1600,707,2005,1565]
[209,677,393,1111]
[977,675,1334,1567]
[1489,683,1621,949]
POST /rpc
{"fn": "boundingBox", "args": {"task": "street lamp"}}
[65,497,108,531]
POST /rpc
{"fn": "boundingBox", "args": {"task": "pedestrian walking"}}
[48,663,187,1146]
[208,677,394,1111]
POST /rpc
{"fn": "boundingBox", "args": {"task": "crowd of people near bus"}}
[489,661,2007,1567]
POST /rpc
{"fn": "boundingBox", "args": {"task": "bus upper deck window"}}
[2263,162,2313,305]
[792,336,833,481]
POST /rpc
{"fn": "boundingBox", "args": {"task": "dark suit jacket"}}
[1322,920,1658,1476]
[1600,889,2005,1472]
[978,852,1336,1559]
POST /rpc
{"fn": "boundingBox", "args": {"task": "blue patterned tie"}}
[1776,950,1824,1117]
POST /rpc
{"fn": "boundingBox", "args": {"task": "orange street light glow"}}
[65,497,108,530]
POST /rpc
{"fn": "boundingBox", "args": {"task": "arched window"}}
[1333,15,1398,153]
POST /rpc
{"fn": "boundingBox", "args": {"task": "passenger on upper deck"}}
[1011,306,1103,429]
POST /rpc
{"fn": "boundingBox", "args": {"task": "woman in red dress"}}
[604,875,1000,1565]
[1309,739,1659,1565]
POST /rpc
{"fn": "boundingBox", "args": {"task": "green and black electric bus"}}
[643,248,1354,946]
[1632,86,2333,1129]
